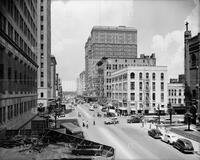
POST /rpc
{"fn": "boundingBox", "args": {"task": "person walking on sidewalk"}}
[82,119,85,127]
[86,121,89,128]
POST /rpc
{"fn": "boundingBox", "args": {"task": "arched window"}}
[130,72,135,79]
[191,54,196,66]
[146,72,149,79]
[41,92,44,98]
[139,72,142,79]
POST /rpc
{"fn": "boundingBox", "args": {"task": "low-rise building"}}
[168,82,185,114]
[111,66,168,115]
[96,54,156,105]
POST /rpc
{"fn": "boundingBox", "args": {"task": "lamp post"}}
[157,104,160,124]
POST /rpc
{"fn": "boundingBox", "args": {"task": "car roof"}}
[178,138,191,143]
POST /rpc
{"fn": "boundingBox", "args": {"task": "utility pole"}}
[158,104,160,124]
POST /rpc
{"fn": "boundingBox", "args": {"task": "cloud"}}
[151,0,199,80]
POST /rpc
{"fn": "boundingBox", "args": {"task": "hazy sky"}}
[51,0,199,91]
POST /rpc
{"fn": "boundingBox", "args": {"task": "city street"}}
[75,103,199,160]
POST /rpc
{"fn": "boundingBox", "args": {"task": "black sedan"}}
[173,138,194,153]
[127,116,141,123]
[148,129,162,139]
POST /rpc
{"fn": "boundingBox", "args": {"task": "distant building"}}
[111,66,168,115]
[96,54,156,104]
[0,1,38,129]
[50,55,57,100]
[77,71,86,96]
[37,0,51,111]
[168,82,185,114]
[184,22,200,122]
[85,26,137,97]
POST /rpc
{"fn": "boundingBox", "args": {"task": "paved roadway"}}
[74,103,199,160]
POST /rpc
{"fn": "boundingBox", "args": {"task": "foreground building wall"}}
[50,55,57,100]
[0,0,38,129]
[111,66,168,114]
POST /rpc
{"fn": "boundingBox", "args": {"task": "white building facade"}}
[111,66,168,114]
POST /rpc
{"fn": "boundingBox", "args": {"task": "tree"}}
[184,111,193,131]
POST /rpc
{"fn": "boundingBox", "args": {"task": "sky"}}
[51,0,200,91]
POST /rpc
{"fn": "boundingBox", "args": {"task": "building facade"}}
[50,55,57,100]
[85,26,137,97]
[0,0,38,129]
[184,22,200,122]
[96,54,156,104]
[37,0,51,110]
[111,66,168,115]
[168,82,185,114]
[77,71,86,96]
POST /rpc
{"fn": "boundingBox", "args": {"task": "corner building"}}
[111,66,168,115]
[0,0,38,129]
[85,26,137,97]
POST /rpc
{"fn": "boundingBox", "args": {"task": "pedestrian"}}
[82,119,85,127]
[93,120,95,125]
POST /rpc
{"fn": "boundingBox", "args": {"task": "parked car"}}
[127,115,142,123]
[89,106,94,111]
[104,117,119,125]
[101,107,107,112]
[161,133,177,144]
[148,129,162,139]
[173,138,194,153]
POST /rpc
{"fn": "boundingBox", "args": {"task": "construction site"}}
[0,112,115,160]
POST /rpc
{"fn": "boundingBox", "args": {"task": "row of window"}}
[112,72,165,82]
[112,92,165,102]
[169,98,183,104]
[0,11,37,62]
[0,100,36,124]
[168,89,183,96]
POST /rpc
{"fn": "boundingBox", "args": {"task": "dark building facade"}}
[0,0,38,129]
[184,22,200,123]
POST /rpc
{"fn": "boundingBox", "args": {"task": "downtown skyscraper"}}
[85,26,137,97]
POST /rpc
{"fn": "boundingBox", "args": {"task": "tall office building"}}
[77,71,86,96]
[37,0,51,110]
[0,0,38,129]
[85,26,137,96]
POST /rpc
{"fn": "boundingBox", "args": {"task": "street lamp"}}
[157,104,160,124]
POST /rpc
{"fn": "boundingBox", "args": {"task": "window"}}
[139,82,142,90]
[152,73,156,80]
[139,72,142,79]
[41,43,43,49]
[41,63,44,68]
[152,93,156,101]
[179,89,181,96]
[161,82,164,91]
[41,81,44,87]
[161,73,164,80]
[161,93,164,102]
[152,82,155,91]
[41,92,44,98]
[41,25,43,30]
[130,82,135,90]
[139,93,143,101]
[146,72,149,79]
[178,98,182,104]
[130,93,135,101]
[41,72,44,77]
[40,34,43,40]
[14,70,17,83]
[130,72,135,79]
[40,6,44,12]
[174,90,176,96]
[168,89,171,96]
[40,16,44,21]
